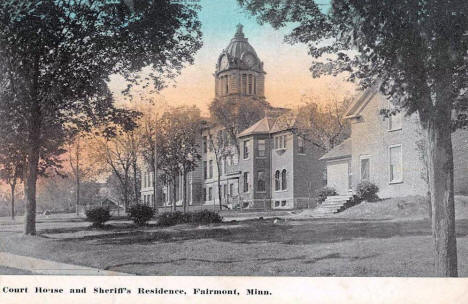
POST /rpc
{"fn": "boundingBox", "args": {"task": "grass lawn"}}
[1,197,468,277]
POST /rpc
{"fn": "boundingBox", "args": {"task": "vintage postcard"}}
[0,0,467,303]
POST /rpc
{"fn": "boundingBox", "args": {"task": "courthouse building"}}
[141,25,325,209]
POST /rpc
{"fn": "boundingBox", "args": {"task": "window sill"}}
[297,153,306,155]
[275,148,286,152]
[256,156,266,159]
[274,189,288,193]
[389,180,403,185]
[388,128,402,132]
[256,191,266,193]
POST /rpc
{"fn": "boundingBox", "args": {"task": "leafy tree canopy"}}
[239,0,467,127]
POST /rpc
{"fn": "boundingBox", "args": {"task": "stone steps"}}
[307,195,354,217]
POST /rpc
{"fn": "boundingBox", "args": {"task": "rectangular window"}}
[274,135,286,149]
[203,136,207,153]
[208,187,213,201]
[203,161,207,179]
[360,156,370,182]
[209,160,213,178]
[281,200,286,207]
[243,172,249,192]
[208,135,213,152]
[274,201,280,207]
[223,157,227,173]
[223,184,227,198]
[257,139,266,157]
[203,187,206,201]
[253,76,257,94]
[229,183,234,196]
[389,145,403,183]
[144,173,147,188]
[388,106,402,131]
[243,140,249,159]
[298,136,305,154]
[248,74,253,94]
[257,170,266,192]
[242,74,247,94]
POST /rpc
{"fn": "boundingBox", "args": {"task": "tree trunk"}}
[10,181,16,220]
[217,163,222,211]
[152,164,158,214]
[183,171,187,213]
[425,115,457,276]
[24,57,41,235]
[172,177,177,212]
[75,175,81,215]
[132,155,139,204]
[75,140,80,215]
[24,144,40,235]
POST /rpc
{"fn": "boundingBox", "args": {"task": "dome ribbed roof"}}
[224,25,258,59]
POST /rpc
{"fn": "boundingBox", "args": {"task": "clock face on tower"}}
[220,55,229,70]
[243,53,256,67]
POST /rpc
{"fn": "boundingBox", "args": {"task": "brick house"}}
[321,87,468,198]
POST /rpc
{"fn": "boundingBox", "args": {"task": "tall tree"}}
[0,0,202,234]
[157,106,202,212]
[207,128,233,210]
[66,132,99,215]
[89,127,140,212]
[139,104,164,212]
[239,0,467,276]
[209,95,270,156]
[293,93,352,151]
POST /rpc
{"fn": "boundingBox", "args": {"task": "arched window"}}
[281,169,287,190]
[275,170,280,191]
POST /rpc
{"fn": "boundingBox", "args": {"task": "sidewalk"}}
[0,252,129,275]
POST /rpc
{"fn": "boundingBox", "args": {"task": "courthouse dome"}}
[216,24,264,74]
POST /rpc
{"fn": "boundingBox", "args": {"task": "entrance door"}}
[327,159,350,195]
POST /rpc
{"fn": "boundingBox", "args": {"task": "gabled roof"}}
[238,109,297,138]
[238,116,276,137]
[344,86,380,119]
[319,138,352,161]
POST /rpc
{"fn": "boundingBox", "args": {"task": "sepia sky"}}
[109,0,356,113]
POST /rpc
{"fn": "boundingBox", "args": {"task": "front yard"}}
[1,207,468,276]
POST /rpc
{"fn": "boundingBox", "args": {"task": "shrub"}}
[356,181,379,202]
[128,204,155,226]
[85,207,111,227]
[316,186,337,203]
[157,211,187,227]
[157,210,223,227]
[190,210,223,225]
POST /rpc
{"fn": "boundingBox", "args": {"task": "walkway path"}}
[0,252,129,275]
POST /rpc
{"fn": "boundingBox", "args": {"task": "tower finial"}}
[235,24,244,38]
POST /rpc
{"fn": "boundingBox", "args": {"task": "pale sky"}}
[109,0,356,113]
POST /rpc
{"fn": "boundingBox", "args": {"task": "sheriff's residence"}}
[321,88,468,198]
[141,26,468,210]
